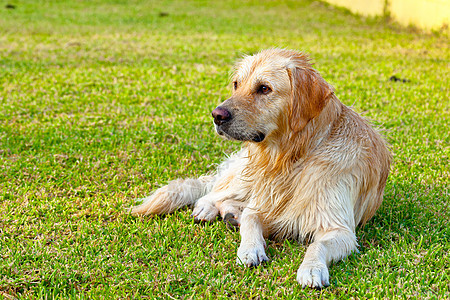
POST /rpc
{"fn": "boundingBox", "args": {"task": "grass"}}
[0,0,449,298]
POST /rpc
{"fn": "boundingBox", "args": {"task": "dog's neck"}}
[245,96,343,176]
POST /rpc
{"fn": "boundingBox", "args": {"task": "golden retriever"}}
[132,49,392,289]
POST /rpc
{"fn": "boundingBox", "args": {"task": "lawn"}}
[0,0,449,298]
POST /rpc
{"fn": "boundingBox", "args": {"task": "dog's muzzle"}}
[212,106,232,126]
[212,106,265,143]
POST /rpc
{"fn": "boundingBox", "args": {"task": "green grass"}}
[0,0,449,298]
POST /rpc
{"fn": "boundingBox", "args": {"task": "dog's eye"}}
[258,85,272,95]
[233,81,238,90]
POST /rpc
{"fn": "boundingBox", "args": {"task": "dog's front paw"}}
[192,201,219,222]
[296,260,330,289]
[216,200,245,229]
[236,244,269,267]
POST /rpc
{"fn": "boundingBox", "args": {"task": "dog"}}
[132,49,392,289]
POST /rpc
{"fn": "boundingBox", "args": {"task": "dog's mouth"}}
[215,125,265,143]
[251,132,266,143]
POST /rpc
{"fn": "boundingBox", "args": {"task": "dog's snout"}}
[212,107,232,125]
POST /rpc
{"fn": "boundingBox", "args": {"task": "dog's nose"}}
[212,107,232,125]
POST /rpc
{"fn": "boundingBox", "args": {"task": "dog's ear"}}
[287,67,333,132]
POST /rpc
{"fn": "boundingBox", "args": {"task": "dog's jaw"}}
[214,123,266,143]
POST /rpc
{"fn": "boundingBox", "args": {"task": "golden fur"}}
[132,49,391,289]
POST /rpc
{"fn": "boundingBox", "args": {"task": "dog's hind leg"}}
[131,175,215,216]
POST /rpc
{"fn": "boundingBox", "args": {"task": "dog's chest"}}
[241,156,323,240]
[245,162,305,209]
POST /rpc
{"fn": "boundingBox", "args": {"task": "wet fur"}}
[131,49,391,289]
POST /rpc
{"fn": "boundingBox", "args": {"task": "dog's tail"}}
[130,175,215,216]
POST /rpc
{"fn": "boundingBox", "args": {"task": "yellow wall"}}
[390,0,450,30]
[324,0,450,31]
[325,0,385,17]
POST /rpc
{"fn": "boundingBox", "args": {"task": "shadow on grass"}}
[357,181,448,251]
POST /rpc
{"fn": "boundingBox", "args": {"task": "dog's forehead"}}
[235,54,291,81]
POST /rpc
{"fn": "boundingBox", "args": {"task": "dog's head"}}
[212,49,333,143]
